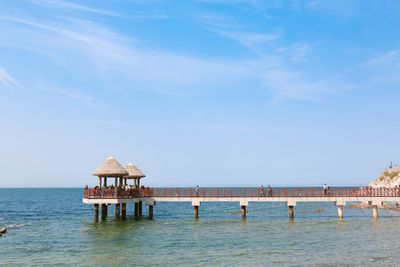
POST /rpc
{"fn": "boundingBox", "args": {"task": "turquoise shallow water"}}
[1,188,400,266]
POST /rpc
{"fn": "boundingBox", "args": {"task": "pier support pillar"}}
[101,204,107,221]
[94,204,99,222]
[288,206,294,219]
[194,205,199,219]
[241,205,247,219]
[372,205,378,219]
[139,201,143,216]
[337,205,344,219]
[115,203,120,219]
[134,202,139,218]
[121,203,126,220]
[149,205,154,220]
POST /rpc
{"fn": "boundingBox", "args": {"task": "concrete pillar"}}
[149,205,154,220]
[288,205,294,219]
[194,205,199,219]
[337,205,344,219]
[121,203,126,220]
[94,204,99,222]
[372,205,378,219]
[101,204,107,221]
[139,201,143,216]
[115,203,120,218]
[241,205,247,219]
[134,202,139,218]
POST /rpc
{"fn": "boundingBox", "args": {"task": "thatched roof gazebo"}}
[93,156,128,188]
[124,163,146,188]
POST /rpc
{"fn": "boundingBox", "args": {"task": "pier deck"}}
[83,187,400,221]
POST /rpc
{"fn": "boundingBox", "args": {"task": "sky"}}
[0,0,399,187]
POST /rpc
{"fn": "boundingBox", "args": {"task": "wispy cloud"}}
[189,123,255,133]
[0,16,251,95]
[306,0,359,18]
[30,0,122,17]
[262,68,354,103]
[195,12,343,102]
[360,50,400,85]
[0,9,351,104]
[38,86,101,108]
[0,68,21,88]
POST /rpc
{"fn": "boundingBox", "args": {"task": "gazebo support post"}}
[115,203,120,219]
[101,204,107,221]
[94,204,99,222]
[134,202,139,218]
[121,203,126,220]
[149,205,154,220]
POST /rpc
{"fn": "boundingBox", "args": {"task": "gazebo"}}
[124,163,146,188]
[92,156,128,220]
[93,156,128,188]
[125,163,146,217]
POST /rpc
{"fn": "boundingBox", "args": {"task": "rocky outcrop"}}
[368,165,400,188]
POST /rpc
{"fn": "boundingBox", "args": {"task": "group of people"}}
[259,185,273,197]
[86,184,152,197]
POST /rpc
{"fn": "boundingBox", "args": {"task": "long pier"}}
[83,187,400,221]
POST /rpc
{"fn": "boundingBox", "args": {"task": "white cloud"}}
[306,0,359,18]
[30,0,122,17]
[0,13,351,103]
[0,68,20,88]
[359,50,400,85]
[0,16,252,95]
[218,31,279,54]
[38,86,101,108]
[262,68,353,103]
[189,123,255,133]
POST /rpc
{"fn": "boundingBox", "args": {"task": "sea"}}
[1,188,400,266]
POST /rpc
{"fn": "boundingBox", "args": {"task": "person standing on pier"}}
[323,183,328,196]
[195,185,199,196]
[260,185,266,197]
[267,185,273,197]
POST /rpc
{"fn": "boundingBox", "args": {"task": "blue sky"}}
[0,0,399,187]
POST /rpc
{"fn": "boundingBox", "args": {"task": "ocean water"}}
[1,188,400,266]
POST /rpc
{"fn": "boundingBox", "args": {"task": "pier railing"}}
[149,187,400,197]
[84,187,400,199]
[84,187,141,199]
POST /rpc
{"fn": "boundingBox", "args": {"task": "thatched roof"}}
[93,156,128,177]
[124,163,146,179]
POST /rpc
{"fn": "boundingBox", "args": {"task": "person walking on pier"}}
[267,185,273,197]
[259,185,266,197]
[195,185,199,197]
[323,183,328,196]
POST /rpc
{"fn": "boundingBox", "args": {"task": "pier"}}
[83,157,400,221]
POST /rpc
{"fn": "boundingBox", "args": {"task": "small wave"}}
[7,224,25,228]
